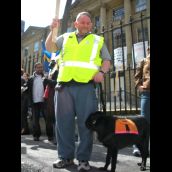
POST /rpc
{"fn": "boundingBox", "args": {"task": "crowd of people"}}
[21,11,150,172]
[21,62,57,142]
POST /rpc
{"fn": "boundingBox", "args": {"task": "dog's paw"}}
[99,167,107,171]
[140,166,146,171]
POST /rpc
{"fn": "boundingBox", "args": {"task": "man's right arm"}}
[45,31,54,51]
[45,18,60,51]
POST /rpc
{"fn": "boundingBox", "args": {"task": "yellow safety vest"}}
[57,32,104,83]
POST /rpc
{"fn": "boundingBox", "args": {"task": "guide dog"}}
[85,111,149,172]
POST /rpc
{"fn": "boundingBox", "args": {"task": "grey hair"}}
[76,12,91,21]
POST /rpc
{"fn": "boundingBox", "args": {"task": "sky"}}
[21,0,68,31]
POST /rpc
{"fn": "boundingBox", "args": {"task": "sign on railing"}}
[132,41,149,68]
[114,47,127,71]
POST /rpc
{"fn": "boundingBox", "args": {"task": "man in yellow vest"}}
[45,12,111,171]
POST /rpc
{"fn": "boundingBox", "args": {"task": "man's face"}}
[35,64,43,74]
[74,15,92,35]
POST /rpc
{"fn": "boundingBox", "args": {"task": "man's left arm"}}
[100,60,111,74]
[93,43,111,83]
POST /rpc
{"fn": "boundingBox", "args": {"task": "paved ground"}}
[21,135,150,172]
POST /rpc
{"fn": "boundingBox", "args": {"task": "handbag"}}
[43,85,50,99]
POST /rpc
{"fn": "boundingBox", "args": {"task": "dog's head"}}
[85,111,104,131]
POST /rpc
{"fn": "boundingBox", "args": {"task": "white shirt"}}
[32,74,44,103]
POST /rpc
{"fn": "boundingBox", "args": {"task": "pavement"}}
[21,135,150,172]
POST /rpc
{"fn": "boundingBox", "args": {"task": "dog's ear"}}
[91,111,104,124]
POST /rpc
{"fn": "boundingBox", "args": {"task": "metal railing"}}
[96,13,149,115]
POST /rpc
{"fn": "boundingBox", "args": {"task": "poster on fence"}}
[132,41,149,68]
[114,47,127,71]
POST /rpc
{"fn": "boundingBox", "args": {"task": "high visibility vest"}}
[57,32,104,83]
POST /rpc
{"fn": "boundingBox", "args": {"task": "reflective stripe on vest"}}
[60,61,99,70]
[90,35,101,62]
[57,32,104,82]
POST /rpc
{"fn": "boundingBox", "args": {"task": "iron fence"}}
[96,13,150,115]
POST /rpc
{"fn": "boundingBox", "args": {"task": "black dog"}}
[85,111,149,172]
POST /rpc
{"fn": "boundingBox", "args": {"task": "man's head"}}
[23,72,29,81]
[74,12,92,35]
[34,62,43,75]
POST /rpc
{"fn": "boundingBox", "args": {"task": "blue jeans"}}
[140,91,150,124]
[54,83,98,161]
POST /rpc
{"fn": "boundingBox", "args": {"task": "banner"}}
[132,41,148,68]
[114,47,127,71]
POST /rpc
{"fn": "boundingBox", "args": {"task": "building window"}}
[135,0,146,12]
[34,41,39,52]
[113,29,126,48]
[113,7,124,21]
[137,27,148,42]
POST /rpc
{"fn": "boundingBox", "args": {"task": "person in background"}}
[21,68,25,85]
[44,60,59,144]
[28,62,54,141]
[133,47,150,156]
[45,12,111,171]
[21,72,30,135]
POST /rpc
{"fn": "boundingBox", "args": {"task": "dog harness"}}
[115,119,139,135]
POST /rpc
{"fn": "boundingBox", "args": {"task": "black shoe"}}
[53,159,74,168]
[33,137,39,141]
[21,129,30,135]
